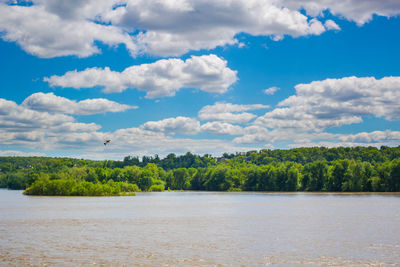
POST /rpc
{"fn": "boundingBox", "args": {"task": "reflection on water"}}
[1,190,400,266]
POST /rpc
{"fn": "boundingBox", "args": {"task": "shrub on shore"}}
[148,184,165,192]
[23,178,139,196]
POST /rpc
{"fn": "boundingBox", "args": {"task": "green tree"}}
[172,168,188,190]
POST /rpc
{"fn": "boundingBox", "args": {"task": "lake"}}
[1,189,399,266]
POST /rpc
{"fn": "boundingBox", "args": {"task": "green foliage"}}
[149,184,165,192]
[23,178,138,196]
[1,146,400,195]
[172,168,189,190]
[0,171,29,189]
[301,161,328,191]
[228,187,242,192]
[205,165,232,191]
[389,158,400,191]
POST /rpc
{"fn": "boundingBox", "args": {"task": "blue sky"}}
[0,0,400,159]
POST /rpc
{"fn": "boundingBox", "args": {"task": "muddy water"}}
[1,189,400,266]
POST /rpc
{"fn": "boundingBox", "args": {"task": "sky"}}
[0,0,400,160]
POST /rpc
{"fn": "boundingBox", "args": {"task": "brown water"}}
[1,189,400,266]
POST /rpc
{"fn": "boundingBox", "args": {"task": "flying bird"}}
[104,140,111,146]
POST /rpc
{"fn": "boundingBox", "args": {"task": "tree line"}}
[0,146,399,195]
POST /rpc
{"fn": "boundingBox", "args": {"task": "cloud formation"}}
[22,92,136,115]
[256,76,400,131]
[1,90,399,159]
[339,130,400,144]
[200,122,244,135]
[199,102,269,123]
[0,96,257,157]
[140,116,200,135]
[107,127,256,158]
[0,2,136,58]
[2,1,399,58]
[263,86,280,95]
[281,0,400,25]
[324,19,341,31]
[0,98,102,149]
[233,127,337,144]
[45,55,238,98]
[0,150,45,157]
[6,0,392,58]
[117,0,328,56]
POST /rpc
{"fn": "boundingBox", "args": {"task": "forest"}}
[0,146,400,195]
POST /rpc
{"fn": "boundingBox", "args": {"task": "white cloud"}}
[232,125,400,149]
[119,0,328,56]
[0,96,258,157]
[2,1,400,58]
[280,0,400,25]
[287,140,400,149]
[324,19,341,31]
[74,126,259,159]
[67,128,399,159]
[233,126,271,144]
[140,116,200,135]
[200,122,244,135]
[256,76,400,131]
[339,130,400,143]
[0,150,46,157]
[0,98,70,130]
[199,112,258,124]
[233,126,337,144]
[22,92,136,115]
[198,102,269,123]
[263,86,280,95]
[199,102,270,114]
[108,127,252,157]
[231,76,400,148]
[0,2,136,58]
[2,93,400,158]
[45,55,238,98]
[0,0,332,58]
[0,98,102,149]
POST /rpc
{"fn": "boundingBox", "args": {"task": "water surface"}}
[1,190,399,266]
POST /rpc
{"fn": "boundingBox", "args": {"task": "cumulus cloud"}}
[263,86,280,95]
[140,116,200,135]
[2,92,400,158]
[118,0,328,56]
[0,96,258,157]
[0,150,46,157]
[198,102,269,123]
[256,76,400,131]
[63,127,400,159]
[233,126,337,144]
[232,125,400,149]
[324,20,341,31]
[200,122,244,135]
[200,113,257,124]
[0,0,338,58]
[230,76,400,147]
[45,55,238,98]
[64,126,259,159]
[0,2,136,58]
[232,126,271,144]
[106,127,257,158]
[339,130,400,143]
[280,0,400,25]
[0,98,102,149]
[21,92,136,115]
[1,1,400,58]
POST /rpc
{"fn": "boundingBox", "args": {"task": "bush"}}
[148,184,165,192]
[228,187,242,192]
[23,179,138,196]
